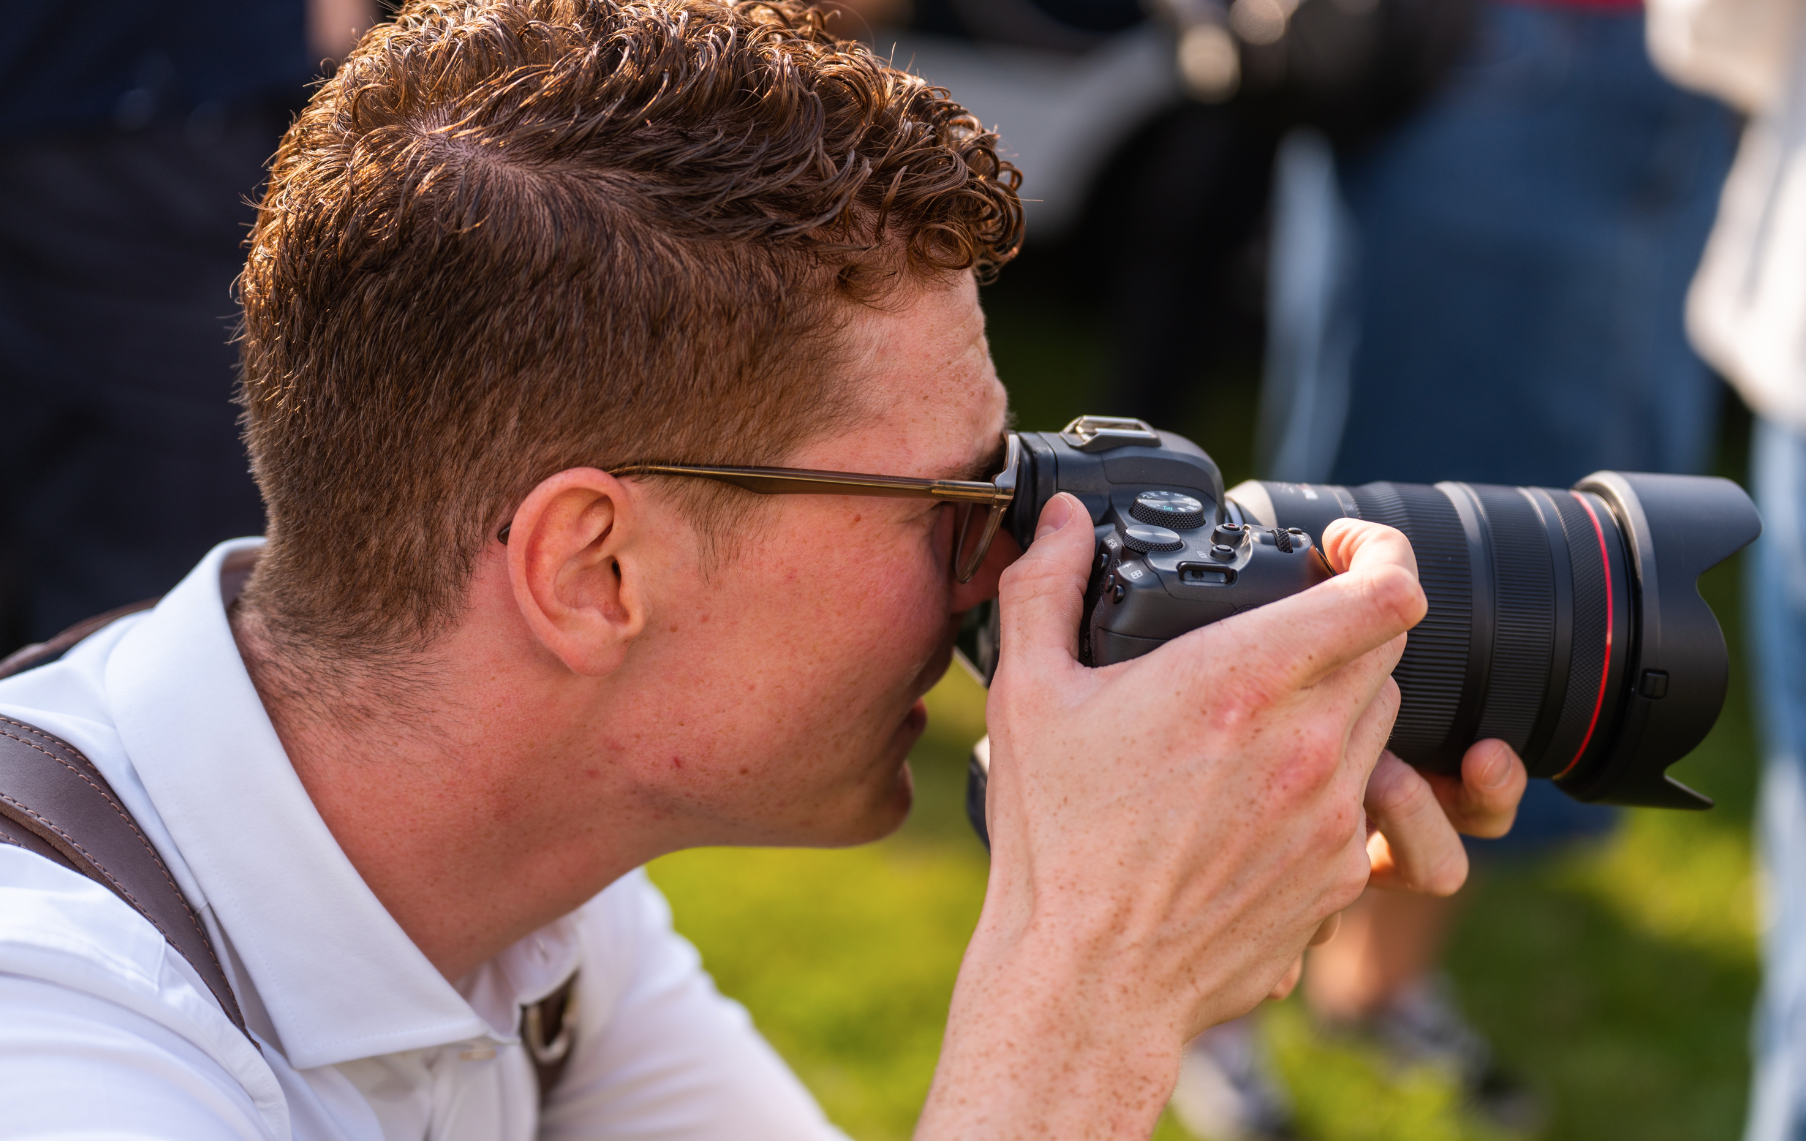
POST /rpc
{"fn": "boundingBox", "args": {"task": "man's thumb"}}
[995,493,1095,673]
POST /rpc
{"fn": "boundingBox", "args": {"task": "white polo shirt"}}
[0,540,847,1141]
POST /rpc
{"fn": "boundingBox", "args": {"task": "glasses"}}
[499,433,1021,584]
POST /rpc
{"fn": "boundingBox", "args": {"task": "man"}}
[0,2,1525,1138]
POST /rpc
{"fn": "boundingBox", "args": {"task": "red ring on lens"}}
[1557,491,1614,778]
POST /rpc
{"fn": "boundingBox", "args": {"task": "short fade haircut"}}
[237,0,1022,661]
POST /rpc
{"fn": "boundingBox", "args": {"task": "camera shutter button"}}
[1121,524,1184,553]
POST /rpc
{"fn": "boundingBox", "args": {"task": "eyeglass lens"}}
[951,437,1016,583]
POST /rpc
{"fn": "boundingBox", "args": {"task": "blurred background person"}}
[0,0,371,654]
[1179,0,1741,1136]
[1647,1,1806,1137]
[1274,0,1736,490]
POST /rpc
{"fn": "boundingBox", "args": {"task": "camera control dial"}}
[1121,524,1185,553]
[1130,490,1206,530]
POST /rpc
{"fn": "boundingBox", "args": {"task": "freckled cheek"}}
[850,528,947,633]
[835,570,946,672]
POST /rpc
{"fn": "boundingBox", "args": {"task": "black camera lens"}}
[963,421,1759,820]
[1228,474,1761,808]
[959,421,1761,853]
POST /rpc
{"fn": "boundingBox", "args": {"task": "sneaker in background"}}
[1368,976,1545,1136]
[1170,1014,1298,1141]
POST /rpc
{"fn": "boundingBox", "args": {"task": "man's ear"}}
[504,468,648,677]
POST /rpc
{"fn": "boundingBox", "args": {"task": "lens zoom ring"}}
[1471,486,1555,752]
[1352,483,1471,760]
[1544,492,1609,775]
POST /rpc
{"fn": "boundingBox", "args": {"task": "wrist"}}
[919,912,1185,1140]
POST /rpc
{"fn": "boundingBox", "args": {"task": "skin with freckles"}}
[233,269,1527,1139]
[236,273,1015,980]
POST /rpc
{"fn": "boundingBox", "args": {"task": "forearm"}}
[917,920,1183,1141]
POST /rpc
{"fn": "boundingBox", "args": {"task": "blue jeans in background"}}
[1748,419,1806,1141]
[1332,0,1736,489]
[1273,0,1739,855]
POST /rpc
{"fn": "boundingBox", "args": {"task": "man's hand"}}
[1265,735,1526,1001]
[917,497,1527,1140]
[1363,736,1525,895]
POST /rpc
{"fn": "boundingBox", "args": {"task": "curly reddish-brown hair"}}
[237,0,1022,660]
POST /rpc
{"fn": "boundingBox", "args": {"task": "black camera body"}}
[1010,422,1336,669]
[960,417,1762,846]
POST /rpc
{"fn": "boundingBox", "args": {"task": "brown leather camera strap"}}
[0,713,252,1038]
[0,604,579,1100]
[524,972,579,1097]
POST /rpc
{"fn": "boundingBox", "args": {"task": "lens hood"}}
[981,416,1762,817]
[1559,473,1761,809]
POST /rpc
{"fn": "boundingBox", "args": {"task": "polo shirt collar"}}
[105,540,574,1070]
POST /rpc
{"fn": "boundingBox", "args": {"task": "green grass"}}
[1429,550,1760,1141]
[647,272,1763,1140]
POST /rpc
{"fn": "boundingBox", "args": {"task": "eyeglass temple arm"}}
[608,465,1014,504]
[495,465,1013,543]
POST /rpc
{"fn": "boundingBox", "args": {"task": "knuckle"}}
[1302,724,1348,775]
[1274,739,1343,806]
[1203,679,1264,732]
[1293,717,1344,763]
[998,556,1078,610]
[1331,852,1371,909]
[1365,764,1426,821]
[1363,521,1418,568]
[1310,799,1363,853]
[1420,853,1469,897]
[1202,696,1256,738]
[1375,676,1402,720]
[997,554,1054,595]
[1362,562,1428,628]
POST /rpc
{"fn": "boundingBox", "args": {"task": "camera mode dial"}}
[1130,490,1206,530]
[1121,524,1185,553]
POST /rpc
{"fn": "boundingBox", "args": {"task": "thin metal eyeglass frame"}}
[497,433,1021,584]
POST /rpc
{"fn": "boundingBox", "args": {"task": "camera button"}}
[1122,524,1184,553]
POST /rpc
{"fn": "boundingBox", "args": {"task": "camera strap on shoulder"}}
[0,711,254,1038]
[0,603,578,1100]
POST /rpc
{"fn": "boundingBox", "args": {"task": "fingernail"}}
[1479,741,1512,789]
[1034,494,1074,540]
